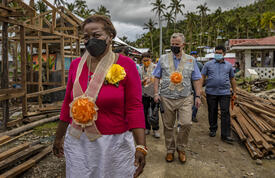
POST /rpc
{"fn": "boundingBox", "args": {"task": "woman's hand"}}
[53,120,69,158]
[53,138,64,158]
[134,150,146,178]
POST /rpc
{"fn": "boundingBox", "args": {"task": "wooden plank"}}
[0,146,52,178]
[61,36,65,86]
[55,27,75,31]
[7,118,23,127]
[1,0,9,130]
[0,92,25,102]
[0,88,24,95]
[239,108,273,150]
[43,17,52,28]
[240,102,275,119]
[0,136,10,144]
[244,141,258,159]
[26,86,66,98]
[0,142,30,161]
[14,42,18,82]
[30,43,33,82]
[0,115,59,137]
[240,105,267,133]
[46,43,49,82]
[0,17,79,39]
[0,144,44,171]
[62,7,83,25]
[0,130,33,147]
[64,55,79,58]
[231,119,246,141]
[20,26,27,116]
[0,4,15,12]
[41,0,77,27]
[13,42,18,82]
[25,39,72,44]
[51,9,56,33]
[38,31,43,108]
[236,108,263,145]
[23,115,47,123]
[11,35,60,40]
[260,114,275,127]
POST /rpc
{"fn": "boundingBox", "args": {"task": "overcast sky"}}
[47,0,257,41]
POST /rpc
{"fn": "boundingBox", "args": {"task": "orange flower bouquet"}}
[70,96,98,125]
[170,72,183,84]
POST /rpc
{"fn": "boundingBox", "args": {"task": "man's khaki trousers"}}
[161,95,193,153]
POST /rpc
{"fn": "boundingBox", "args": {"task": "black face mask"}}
[171,46,181,54]
[85,38,107,57]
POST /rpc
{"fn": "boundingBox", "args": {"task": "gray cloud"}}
[58,0,257,41]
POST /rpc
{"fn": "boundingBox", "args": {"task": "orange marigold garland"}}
[170,72,183,84]
[71,97,97,124]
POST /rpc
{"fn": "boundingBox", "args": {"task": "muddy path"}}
[20,102,275,178]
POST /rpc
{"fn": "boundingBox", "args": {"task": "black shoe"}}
[209,131,216,137]
[192,117,198,123]
[221,136,234,144]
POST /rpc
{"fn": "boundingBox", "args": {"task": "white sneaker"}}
[153,130,160,138]
[145,129,150,135]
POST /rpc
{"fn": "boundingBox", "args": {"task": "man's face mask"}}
[214,53,224,61]
[170,46,181,54]
[143,58,151,67]
[85,38,108,57]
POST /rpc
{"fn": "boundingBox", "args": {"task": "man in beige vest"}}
[153,33,202,163]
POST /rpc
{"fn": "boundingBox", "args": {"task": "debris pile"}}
[231,88,275,159]
[0,131,52,177]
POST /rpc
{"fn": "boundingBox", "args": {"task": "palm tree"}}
[76,8,94,18]
[66,3,76,13]
[94,5,111,18]
[35,0,48,13]
[144,18,157,56]
[261,11,275,36]
[168,0,185,32]
[151,0,166,56]
[164,11,175,30]
[185,12,197,51]
[54,0,66,6]
[196,3,210,56]
[75,0,86,9]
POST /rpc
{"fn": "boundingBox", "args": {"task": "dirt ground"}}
[17,102,275,178]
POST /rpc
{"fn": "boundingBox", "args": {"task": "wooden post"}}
[20,26,27,117]
[13,43,18,82]
[38,32,43,108]
[61,36,65,86]
[51,10,56,33]
[1,0,9,130]
[30,43,33,82]
[46,43,49,82]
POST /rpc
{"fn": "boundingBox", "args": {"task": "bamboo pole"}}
[38,29,43,108]
[20,26,27,116]
[46,43,49,82]
[61,36,65,86]
[1,0,9,130]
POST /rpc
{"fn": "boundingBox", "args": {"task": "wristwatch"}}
[196,95,201,99]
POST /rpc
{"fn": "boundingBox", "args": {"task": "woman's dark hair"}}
[82,15,116,38]
[215,45,226,53]
[142,52,151,58]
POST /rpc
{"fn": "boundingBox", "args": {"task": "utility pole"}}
[159,16,163,57]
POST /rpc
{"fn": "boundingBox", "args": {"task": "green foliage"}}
[134,0,275,57]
